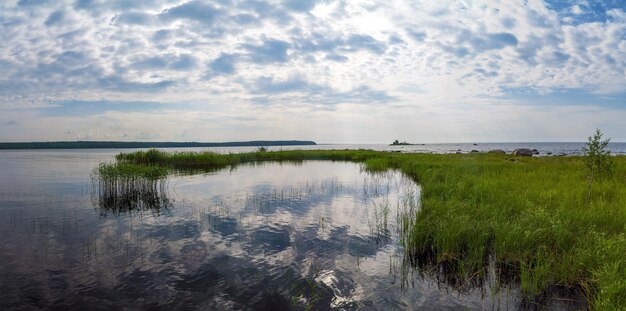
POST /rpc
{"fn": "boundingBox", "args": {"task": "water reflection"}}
[92,173,171,216]
[2,158,529,310]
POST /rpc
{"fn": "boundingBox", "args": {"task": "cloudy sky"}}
[0,0,625,143]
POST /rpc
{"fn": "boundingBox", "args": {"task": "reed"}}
[93,163,170,215]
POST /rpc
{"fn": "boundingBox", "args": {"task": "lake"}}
[0,149,582,310]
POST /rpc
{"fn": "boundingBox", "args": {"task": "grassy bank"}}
[101,149,626,309]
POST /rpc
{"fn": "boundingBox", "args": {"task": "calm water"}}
[0,150,583,310]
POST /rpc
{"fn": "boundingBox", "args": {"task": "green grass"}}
[94,163,170,215]
[102,149,626,309]
[113,148,380,169]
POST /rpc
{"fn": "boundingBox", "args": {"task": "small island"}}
[390,139,419,146]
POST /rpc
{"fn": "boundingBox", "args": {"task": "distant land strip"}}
[0,140,317,150]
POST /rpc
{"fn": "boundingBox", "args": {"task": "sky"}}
[0,0,625,143]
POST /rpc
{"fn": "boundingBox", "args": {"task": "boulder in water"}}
[512,148,533,157]
[489,149,506,154]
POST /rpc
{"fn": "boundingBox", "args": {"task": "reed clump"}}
[94,163,170,215]
[102,149,626,309]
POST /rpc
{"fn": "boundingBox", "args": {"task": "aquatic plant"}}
[93,163,170,215]
[368,200,392,244]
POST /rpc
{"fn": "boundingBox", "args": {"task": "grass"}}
[113,148,379,169]
[101,149,626,309]
[93,163,170,215]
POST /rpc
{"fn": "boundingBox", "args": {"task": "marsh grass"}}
[368,200,391,242]
[114,148,380,170]
[93,163,170,215]
[102,149,626,309]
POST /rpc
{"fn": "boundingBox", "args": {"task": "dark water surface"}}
[0,150,543,310]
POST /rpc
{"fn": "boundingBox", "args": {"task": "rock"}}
[557,152,567,156]
[531,149,539,155]
[473,143,478,146]
[471,149,479,153]
[456,151,463,154]
[488,149,506,154]
[547,152,553,155]
[512,148,533,157]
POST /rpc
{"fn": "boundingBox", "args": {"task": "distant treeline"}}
[0,140,317,150]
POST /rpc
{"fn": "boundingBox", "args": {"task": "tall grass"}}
[103,149,626,309]
[114,148,381,169]
[93,163,170,215]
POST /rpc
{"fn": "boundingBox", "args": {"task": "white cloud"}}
[571,5,584,15]
[0,0,624,142]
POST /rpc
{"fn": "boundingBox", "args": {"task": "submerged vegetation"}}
[98,148,626,309]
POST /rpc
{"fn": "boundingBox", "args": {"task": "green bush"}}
[583,129,614,202]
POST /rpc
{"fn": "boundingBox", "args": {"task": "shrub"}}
[583,129,614,201]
